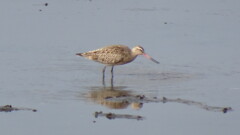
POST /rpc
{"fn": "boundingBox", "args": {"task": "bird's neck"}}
[131,51,139,57]
[130,52,138,61]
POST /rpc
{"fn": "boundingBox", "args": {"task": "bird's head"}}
[132,45,145,55]
[132,45,159,64]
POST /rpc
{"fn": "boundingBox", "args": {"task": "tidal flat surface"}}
[0,0,240,135]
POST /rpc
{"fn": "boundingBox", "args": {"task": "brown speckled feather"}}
[79,45,137,65]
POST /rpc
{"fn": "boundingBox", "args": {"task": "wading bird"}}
[76,45,159,85]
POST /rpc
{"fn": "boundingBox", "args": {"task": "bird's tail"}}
[76,53,83,56]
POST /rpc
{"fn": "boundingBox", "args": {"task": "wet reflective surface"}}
[1,0,240,135]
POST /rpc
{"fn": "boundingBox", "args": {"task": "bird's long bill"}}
[143,53,160,64]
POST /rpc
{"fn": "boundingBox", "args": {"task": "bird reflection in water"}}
[81,86,232,113]
[83,86,143,110]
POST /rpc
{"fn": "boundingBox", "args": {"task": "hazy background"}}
[0,0,240,135]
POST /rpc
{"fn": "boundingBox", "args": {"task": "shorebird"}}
[76,45,159,84]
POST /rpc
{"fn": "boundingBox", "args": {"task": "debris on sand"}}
[0,105,37,112]
[94,111,144,120]
[105,95,233,113]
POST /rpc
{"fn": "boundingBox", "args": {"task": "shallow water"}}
[1,0,240,135]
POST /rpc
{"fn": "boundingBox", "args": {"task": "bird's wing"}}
[94,46,130,65]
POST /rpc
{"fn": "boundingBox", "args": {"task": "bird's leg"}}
[102,66,106,86]
[111,66,114,78]
[111,66,114,86]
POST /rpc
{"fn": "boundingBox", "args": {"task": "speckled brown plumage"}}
[76,45,139,65]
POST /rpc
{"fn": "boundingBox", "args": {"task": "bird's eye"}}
[138,48,144,52]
